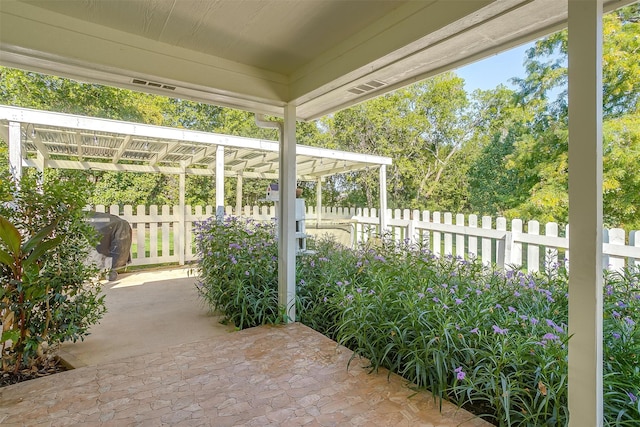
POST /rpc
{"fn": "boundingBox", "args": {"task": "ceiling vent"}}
[131,78,176,91]
[348,79,385,95]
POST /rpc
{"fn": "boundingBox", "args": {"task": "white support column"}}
[8,121,22,182]
[316,177,322,228]
[235,173,243,217]
[279,104,297,322]
[379,165,388,235]
[215,145,225,220]
[178,171,186,265]
[567,1,603,425]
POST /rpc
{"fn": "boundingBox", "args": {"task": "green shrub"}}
[0,173,106,373]
[196,217,639,426]
[195,216,281,329]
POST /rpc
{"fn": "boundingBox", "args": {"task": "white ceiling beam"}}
[150,140,180,166]
[73,130,83,161]
[23,158,317,181]
[181,145,218,168]
[112,135,132,164]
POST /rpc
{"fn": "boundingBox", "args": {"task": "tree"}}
[497,5,640,227]
[321,73,473,210]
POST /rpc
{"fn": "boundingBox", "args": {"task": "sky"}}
[455,42,535,93]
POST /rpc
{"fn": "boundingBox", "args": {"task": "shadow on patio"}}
[0,267,491,426]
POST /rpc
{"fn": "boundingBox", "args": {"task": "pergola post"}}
[215,145,225,220]
[8,121,22,182]
[379,165,388,235]
[316,177,322,228]
[235,173,243,217]
[567,0,604,425]
[178,171,186,265]
[279,104,297,322]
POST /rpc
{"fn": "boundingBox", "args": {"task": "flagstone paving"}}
[0,323,491,426]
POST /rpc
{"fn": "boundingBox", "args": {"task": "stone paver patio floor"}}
[0,323,491,426]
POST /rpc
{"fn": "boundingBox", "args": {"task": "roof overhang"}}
[0,105,391,180]
[1,0,634,121]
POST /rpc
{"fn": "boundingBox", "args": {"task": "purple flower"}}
[612,332,621,339]
[542,333,559,341]
[432,297,440,303]
[346,294,354,301]
[508,306,516,313]
[368,289,376,295]
[426,288,434,293]
[319,257,329,262]
[492,325,508,335]
[356,288,362,294]
[310,260,315,267]
[229,243,242,250]
[374,255,386,262]
[454,367,466,381]
[514,291,521,297]
[624,317,636,326]
[455,298,463,305]
[530,317,539,325]
[628,392,638,404]
[244,271,250,276]
[336,281,344,286]
[495,304,502,309]
[475,289,482,296]
[230,256,238,264]
[470,328,479,334]
[417,293,425,299]
[323,296,328,303]
[612,310,621,319]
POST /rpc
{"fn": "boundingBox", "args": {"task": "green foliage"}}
[0,173,106,373]
[194,216,281,328]
[197,220,639,425]
[320,73,473,209]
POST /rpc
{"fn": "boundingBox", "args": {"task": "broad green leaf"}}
[24,236,63,266]
[0,248,14,267]
[22,222,58,254]
[1,329,20,344]
[0,215,21,255]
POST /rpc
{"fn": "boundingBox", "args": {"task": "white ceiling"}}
[0,0,635,121]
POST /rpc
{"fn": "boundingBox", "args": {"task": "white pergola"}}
[0,104,392,247]
[1,1,635,424]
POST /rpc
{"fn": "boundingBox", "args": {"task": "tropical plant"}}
[0,173,106,374]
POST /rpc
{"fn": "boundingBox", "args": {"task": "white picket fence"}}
[92,205,640,272]
[351,208,640,273]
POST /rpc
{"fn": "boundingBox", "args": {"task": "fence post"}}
[468,214,478,258]
[606,228,626,271]
[136,205,146,262]
[444,212,453,256]
[407,219,416,245]
[631,230,640,267]
[496,217,507,268]
[149,205,158,260]
[481,216,492,266]
[545,222,559,272]
[455,214,465,259]
[511,219,523,267]
[162,205,170,259]
[527,220,540,272]
[421,210,430,249]
[433,211,441,257]
[412,209,420,244]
